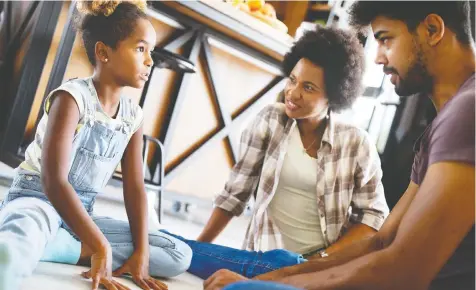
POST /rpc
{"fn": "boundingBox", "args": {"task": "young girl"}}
[0,1,192,289]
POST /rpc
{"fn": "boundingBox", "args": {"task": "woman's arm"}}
[197,207,233,242]
[348,133,389,233]
[305,132,387,259]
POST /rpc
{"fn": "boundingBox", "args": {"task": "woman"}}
[42,25,389,283]
[196,25,389,259]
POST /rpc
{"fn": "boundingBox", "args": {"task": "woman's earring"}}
[104,58,108,63]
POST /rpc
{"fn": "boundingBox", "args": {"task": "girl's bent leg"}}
[41,227,82,265]
[160,230,305,280]
[93,217,192,278]
[0,197,62,290]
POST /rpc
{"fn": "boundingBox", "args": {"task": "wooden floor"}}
[22,262,204,290]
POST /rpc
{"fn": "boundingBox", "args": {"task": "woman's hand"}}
[81,245,130,290]
[113,249,168,290]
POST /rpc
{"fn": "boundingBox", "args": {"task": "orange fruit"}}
[248,0,265,11]
[260,3,276,18]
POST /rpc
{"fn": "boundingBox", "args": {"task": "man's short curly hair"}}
[348,1,473,46]
[282,25,365,113]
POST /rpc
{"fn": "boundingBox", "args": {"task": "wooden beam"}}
[163,30,195,51]
[0,1,63,156]
[283,0,309,37]
[163,78,287,185]
[202,36,239,162]
[161,32,203,160]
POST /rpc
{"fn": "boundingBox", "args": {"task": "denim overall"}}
[4,77,131,211]
[0,78,191,289]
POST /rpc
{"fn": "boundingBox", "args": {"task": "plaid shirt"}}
[215,103,389,251]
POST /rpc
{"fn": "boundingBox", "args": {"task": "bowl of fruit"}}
[226,0,288,33]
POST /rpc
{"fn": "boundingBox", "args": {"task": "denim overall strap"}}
[119,96,136,137]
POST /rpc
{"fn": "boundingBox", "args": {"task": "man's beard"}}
[395,44,433,97]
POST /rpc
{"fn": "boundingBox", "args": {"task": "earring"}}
[104,58,108,63]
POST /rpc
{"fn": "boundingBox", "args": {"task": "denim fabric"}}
[223,281,303,290]
[161,230,306,280]
[0,198,62,290]
[93,217,192,277]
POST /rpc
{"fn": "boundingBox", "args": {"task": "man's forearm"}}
[280,248,397,290]
[255,235,381,281]
[313,223,376,257]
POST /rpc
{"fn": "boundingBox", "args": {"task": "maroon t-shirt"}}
[411,74,475,288]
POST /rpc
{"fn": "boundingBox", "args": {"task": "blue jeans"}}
[224,281,302,290]
[161,230,306,280]
[94,217,192,277]
[0,197,62,290]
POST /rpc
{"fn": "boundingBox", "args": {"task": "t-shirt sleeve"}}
[44,79,86,118]
[411,153,421,184]
[428,91,475,167]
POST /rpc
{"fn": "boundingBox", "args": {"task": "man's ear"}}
[422,14,445,46]
[95,41,110,64]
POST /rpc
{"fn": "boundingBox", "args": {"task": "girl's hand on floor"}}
[81,246,130,290]
[113,250,168,290]
[204,269,249,290]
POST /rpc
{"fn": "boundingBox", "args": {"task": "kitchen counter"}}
[158,0,293,61]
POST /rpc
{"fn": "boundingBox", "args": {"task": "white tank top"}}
[268,128,326,254]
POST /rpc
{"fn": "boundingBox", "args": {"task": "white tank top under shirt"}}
[268,127,326,255]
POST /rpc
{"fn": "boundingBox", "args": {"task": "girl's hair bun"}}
[76,0,147,17]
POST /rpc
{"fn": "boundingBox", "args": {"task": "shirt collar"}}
[287,111,335,150]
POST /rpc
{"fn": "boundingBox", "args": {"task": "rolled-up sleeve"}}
[214,105,272,216]
[350,133,389,230]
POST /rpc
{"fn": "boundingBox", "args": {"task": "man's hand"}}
[81,245,130,290]
[204,269,249,290]
[113,250,168,290]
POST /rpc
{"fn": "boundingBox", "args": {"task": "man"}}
[205,1,475,289]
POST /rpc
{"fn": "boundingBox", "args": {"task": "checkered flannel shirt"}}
[214,103,389,251]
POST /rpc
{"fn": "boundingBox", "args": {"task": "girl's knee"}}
[172,239,193,275]
[149,237,192,277]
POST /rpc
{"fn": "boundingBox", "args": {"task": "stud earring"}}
[104,58,108,63]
